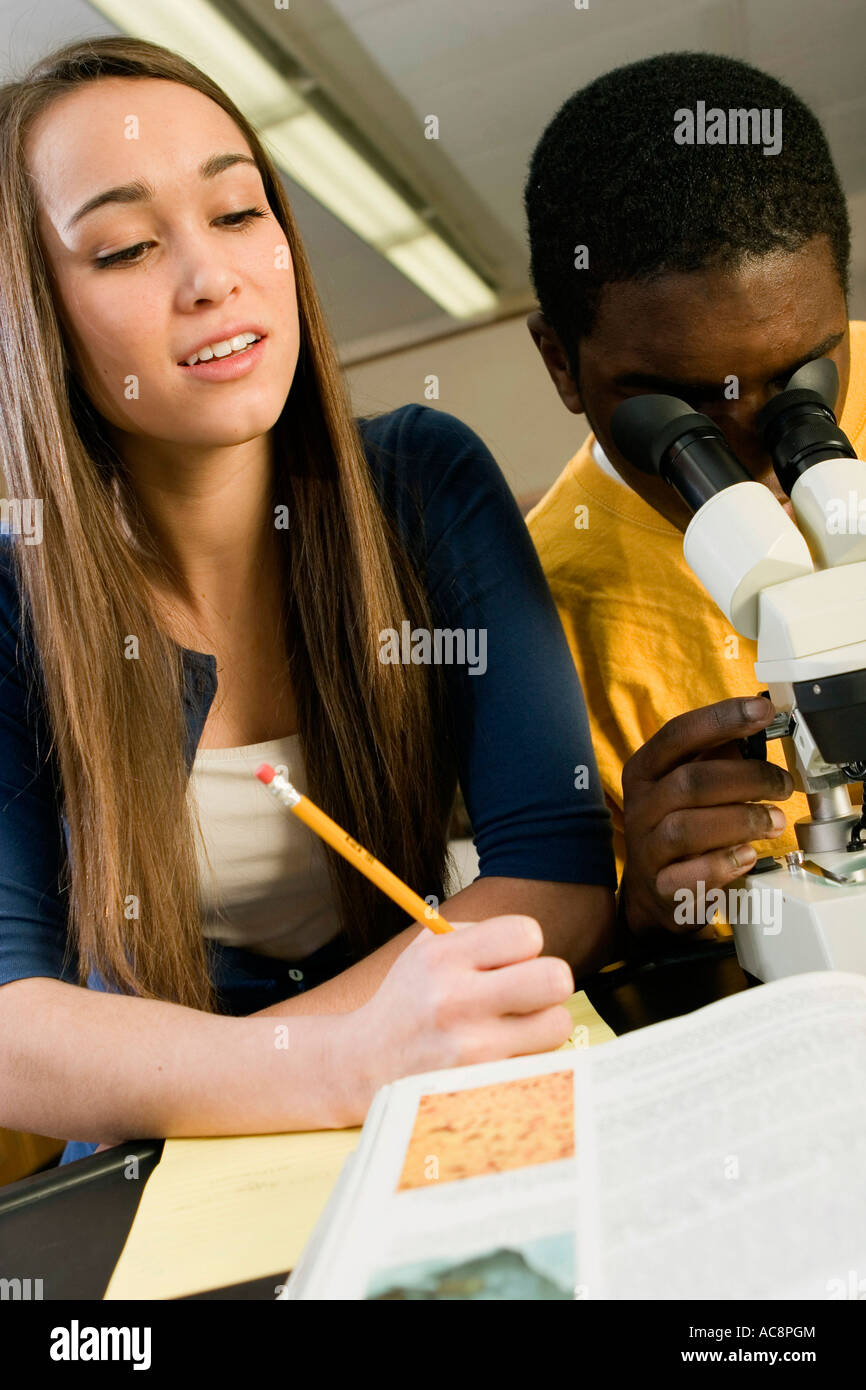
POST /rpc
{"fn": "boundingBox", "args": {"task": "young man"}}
[524,51,866,939]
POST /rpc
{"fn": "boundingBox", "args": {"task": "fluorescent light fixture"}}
[262,113,422,246]
[262,114,497,317]
[386,233,499,320]
[87,0,499,318]
[91,0,301,125]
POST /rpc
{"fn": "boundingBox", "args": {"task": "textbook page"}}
[285,986,614,1299]
[287,971,866,1300]
[279,1083,394,1299]
[579,970,866,1299]
[288,1048,585,1300]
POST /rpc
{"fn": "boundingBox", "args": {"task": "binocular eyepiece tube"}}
[609,358,854,510]
[609,358,866,774]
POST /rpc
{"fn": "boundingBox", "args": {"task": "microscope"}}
[611,360,866,981]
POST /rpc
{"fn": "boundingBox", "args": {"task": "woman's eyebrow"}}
[64,151,258,232]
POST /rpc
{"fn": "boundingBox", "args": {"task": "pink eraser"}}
[255,763,276,784]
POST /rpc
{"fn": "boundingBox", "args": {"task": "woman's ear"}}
[526,310,584,415]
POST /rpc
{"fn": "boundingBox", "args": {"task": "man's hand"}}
[619,696,794,936]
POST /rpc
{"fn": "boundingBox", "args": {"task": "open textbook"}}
[280,971,866,1300]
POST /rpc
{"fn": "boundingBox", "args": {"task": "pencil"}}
[254,763,454,934]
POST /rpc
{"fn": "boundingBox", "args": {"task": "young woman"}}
[0,37,616,1166]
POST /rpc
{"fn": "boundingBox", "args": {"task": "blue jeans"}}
[59,935,358,1166]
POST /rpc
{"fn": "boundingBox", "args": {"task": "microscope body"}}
[735,559,866,979]
[611,361,866,983]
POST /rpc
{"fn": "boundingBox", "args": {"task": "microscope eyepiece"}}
[756,359,857,495]
[610,394,752,514]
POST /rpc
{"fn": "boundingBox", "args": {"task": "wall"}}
[345,312,589,504]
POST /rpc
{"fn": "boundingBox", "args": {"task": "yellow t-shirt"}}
[527,321,866,884]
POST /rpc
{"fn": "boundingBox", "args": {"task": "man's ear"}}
[526,310,584,415]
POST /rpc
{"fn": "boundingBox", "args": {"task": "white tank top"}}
[187,734,342,962]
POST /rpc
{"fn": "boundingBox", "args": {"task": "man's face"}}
[532,236,850,529]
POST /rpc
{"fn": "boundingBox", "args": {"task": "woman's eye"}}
[94,242,149,269]
[218,207,268,228]
[93,207,269,268]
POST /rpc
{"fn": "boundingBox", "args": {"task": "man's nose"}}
[703,396,775,478]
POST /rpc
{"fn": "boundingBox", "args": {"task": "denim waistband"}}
[206,933,359,1016]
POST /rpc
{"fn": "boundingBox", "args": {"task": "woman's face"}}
[25,77,299,451]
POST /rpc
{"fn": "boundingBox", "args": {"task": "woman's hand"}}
[343,914,574,1116]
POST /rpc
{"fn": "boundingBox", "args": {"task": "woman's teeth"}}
[182,332,261,366]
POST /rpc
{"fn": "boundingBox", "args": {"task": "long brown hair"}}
[0,36,454,1011]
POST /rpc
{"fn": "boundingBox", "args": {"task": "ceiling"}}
[2,0,864,354]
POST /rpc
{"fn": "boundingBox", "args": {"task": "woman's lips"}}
[178,334,267,381]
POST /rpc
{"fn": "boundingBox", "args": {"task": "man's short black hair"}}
[524,51,851,375]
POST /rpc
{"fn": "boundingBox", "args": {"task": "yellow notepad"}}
[103,991,613,1300]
